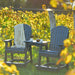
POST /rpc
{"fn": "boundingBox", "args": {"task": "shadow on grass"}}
[17,47,68,75]
[17,63,68,75]
[1,46,68,75]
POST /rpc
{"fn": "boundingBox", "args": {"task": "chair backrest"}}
[24,24,32,40]
[50,26,69,51]
[14,24,31,47]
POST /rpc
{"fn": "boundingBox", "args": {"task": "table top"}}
[25,40,49,48]
[25,40,49,44]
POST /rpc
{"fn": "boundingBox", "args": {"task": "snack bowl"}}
[36,39,40,42]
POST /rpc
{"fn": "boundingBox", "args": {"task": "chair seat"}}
[5,46,25,53]
[11,45,25,48]
[39,50,60,57]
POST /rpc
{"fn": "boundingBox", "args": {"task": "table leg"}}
[11,53,13,62]
[5,51,7,62]
[45,44,49,65]
[29,46,32,63]
[45,44,48,50]
[38,55,41,66]
[24,48,27,64]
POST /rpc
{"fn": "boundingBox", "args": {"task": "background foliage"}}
[0,7,74,55]
[0,0,69,9]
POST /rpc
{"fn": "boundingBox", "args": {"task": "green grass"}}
[1,46,69,75]
[18,63,68,75]
[17,46,68,75]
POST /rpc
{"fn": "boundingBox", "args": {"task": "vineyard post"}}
[73,10,75,29]
[48,9,56,31]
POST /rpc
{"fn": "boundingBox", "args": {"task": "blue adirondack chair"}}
[36,26,69,70]
[4,24,32,65]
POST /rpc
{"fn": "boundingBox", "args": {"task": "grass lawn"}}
[1,46,69,75]
[17,46,68,75]
[18,63,68,75]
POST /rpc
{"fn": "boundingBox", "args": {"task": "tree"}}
[50,0,74,10]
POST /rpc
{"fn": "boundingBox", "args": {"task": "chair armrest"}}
[4,39,14,42]
[4,39,14,48]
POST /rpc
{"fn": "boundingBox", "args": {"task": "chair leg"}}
[46,44,49,66]
[47,57,49,63]
[66,64,69,70]
[29,46,32,63]
[45,44,48,50]
[38,55,41,66]
[11,53,13,62]
[46,57,49,67]
[24,50,27,64]
[5,52,7,62]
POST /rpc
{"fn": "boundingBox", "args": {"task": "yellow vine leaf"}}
[64,39,71,47]
[70,0,73,3]
[74,62,75,66]
[16,70,19,75]
[69,29,75,43]
[1,62,19,75]
[42,4,46,9]
[2,7,9,11]
[62,3,67,10]
[66,69,75,75]
[67,5,72,9]
[59,0,63,2]
[50,0,57,8]
[73,52,75,57]
[60,47,68,56]
[11,64,17,72]
[56,58,63,65]
[65,54,72,64]
[6,73,9,75]
[0,73,4,75]
[0,28,2,31]
[5,67,13,73]
[73,6,75,10]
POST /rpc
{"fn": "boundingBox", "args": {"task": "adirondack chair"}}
[36,26,69,70]
[4,24,32,65]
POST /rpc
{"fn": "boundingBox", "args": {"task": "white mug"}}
[40,39,43,42]
[30,38,33,41]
